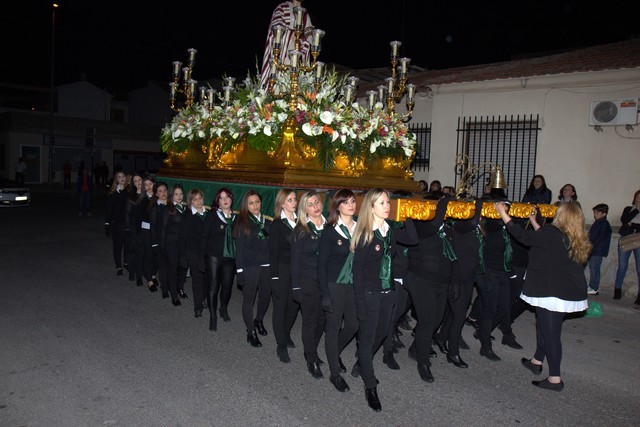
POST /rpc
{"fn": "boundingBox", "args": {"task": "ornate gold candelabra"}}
[169,48,198,111]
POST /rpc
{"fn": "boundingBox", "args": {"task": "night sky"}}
[1,0,637,92]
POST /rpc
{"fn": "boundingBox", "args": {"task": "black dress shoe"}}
[162,290,169,299]
[502,335,523,350]
[365,387,382,412]
[219,307,231,322]
[209,315,217,331]
[350,362,361,378]
[307,362,323,379]
[433,335,448,355]
[446,354,469,368]
[148,281,158,292]
[247,329,262,347]
[479,347,501,361]
[532,378,564,391]
[171,297,181,306]
[194,309,203,318]
[116,268,123,276]
[459,336,470,350]
[383,351,400,370]
[417,363,434,383]
[277,346,290,363]
[330,375,349,392]
[338,357,347,373]
[177,290,188,299]
[473,330,495,341]
[392,331,405,349]
[254,319,268,336]
[286,337,296,349]
[521,358,543,375]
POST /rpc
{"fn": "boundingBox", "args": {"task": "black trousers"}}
[405,271,449,365]
[186,250,206,312]
[270,263,298,349]
[110,223,126,270]
[299,277,325,363]
[325,283,358,377]
[140,229,154,282]
[382,280,409,353]
[205,256,235,315]
[357,290,395,388]
[241,265,271,330]
[161,245,186,299]
[476,269,511,349]
[438,278,475,356]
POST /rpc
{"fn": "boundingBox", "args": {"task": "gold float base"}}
[159,140,419,192]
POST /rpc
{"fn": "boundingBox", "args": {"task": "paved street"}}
[1,186,639,426]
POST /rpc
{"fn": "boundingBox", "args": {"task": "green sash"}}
[438,224,457,261]
[502,227,513,271]
[249,214,269,239]
[373,229,392,290]
[222,212,236,258]
[475,226,485,275]
[335,224,353,285]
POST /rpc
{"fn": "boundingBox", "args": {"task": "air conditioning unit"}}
[589,98,639,126]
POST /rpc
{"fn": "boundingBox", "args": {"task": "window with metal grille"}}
[455,114,540,201]
[408,122,431,172]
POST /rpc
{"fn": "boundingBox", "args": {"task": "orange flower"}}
[322,125,333,135]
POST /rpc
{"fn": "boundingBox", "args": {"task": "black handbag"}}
[619,223,633,236]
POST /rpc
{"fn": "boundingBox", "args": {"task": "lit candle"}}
[272,25,284,46]
[226,77,236,88]
[182,67,190,81]
[399,57,411,74]
[169,82,177,99]
[188,48,197,62]
[294,7,305,29]
[189,80,198,97]
[206,88,215,105]
[223,86,232,102]
[377,85,386,102]
[348,76,359,87]
[386,77,395,94]
[390,41,401,58]
[406,83,415,101]
[289,50,300,69]
[172,61,182,77]
[366,90,377,110]
[312,29,325,46]
[315,61,324,79]
[199,86,206,101]
[344,85,353,103]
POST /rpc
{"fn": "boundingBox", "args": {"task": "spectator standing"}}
[63,160,72,190]
[13,157,26,185]
[587,204,612,295]
[101,161,109,187]
[77,168,94,216]
[613,190,640,303]
[522,175,552,204]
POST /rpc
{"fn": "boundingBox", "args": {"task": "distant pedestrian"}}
[77,168,94,216]
[13,156,26,185]
[63,160,72,190]
[101,161,109,187]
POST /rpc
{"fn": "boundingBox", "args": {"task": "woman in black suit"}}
[155,184,188,307]
[405,196,455,384]
[149,181,170,298]
[234,190,272,347]
[268,188,299,363]
[136,175,158,292]
[352,188,417,412]
[124,173,143,285]
[202,187,237,331]
[180,188,208,318]
[291,191,326,379]
[496,201,590,391]
[318,188,359,392]
[104,170,129,276]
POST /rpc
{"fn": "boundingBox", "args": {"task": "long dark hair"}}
[234,190,262,238]
[327,188,355,227]
[167,184,184,215]
[212,187,234,211]
[525,174,548,196]
[128,172,143,204]
[148,181,168,212]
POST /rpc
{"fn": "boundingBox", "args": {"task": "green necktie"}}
[223,213,236,258]
[373,229,392,290]
[307,221,323,238]
[339,224,351,239]
[250,214,269,239]
[175,203,185,214]
[196,211,206,221]
[438,224,458,262]
[502,227,513,272]
[282,217,294,230]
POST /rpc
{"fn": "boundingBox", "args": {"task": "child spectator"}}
[587,204,612,295]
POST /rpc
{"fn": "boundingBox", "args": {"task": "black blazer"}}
[269,218,294,277]
[202,210,235,258]
[105,189,128,228]
[234,217,271,270]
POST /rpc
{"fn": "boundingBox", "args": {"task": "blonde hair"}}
[293,191,320,236]
[274,188,296,216]
[552,202,592,264]
[350,188,389,252]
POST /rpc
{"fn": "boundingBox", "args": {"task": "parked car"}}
[0,175,31,207]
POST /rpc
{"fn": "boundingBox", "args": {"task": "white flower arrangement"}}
[160,68,417,170]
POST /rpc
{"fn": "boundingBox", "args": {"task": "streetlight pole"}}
[48,3,58,185]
